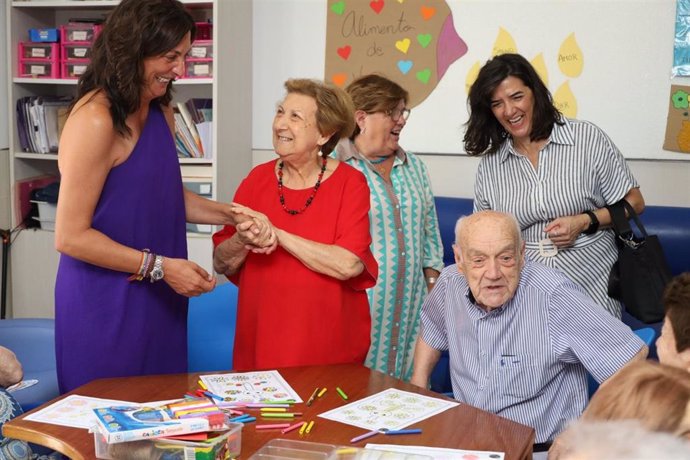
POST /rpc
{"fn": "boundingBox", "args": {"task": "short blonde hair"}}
[583,360,690,436]
[284,79,355,155]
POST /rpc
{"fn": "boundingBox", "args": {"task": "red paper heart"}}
[337,45,351,60]
[370,0,384,14]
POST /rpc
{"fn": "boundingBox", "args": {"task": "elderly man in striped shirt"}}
[410,210,647,454]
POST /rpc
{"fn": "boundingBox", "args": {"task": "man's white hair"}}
[454,211,523,247]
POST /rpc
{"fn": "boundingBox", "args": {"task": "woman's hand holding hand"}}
[230,203,278,253]
[162,257,216,297]
[544,214,589,248]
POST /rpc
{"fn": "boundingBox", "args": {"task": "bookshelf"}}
[4,0,253,317]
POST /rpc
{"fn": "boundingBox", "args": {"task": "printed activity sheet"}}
[319,388,459,431]
[366,444,504,460]
[199,370,302,403]
[24,395,131,429]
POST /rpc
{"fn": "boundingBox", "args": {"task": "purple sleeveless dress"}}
[55,102,188,393]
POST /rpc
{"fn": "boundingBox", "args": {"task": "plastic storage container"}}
[249,439,433,459]
[29,28,59,43]
[62,43,92,60]
[19,42,58,60]
[189,40,213,59]
[94,422,243,460]
[60,23,101,43]
[18,59,59,78]
[61,59,90,79]
[184,58,213,78]
[195,21,213,40]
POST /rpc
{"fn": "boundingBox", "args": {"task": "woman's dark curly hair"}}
[75,0,196,137]
[463,53,562,156]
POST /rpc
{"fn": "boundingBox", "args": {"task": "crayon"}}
[260,407,287,412]
[317,387,327,398]
[281,421,305,434]
[305,420,314,434]
[350,429,379,443]
[336,387,348,400]
[384,428,422,435]
[256,423,291,430]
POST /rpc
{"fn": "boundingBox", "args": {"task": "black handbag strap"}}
[607,199,649,239]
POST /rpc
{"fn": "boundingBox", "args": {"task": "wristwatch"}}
[149,255,164,283]
[582,210,600,235]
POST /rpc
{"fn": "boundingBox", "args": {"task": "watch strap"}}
[583,210,600,235]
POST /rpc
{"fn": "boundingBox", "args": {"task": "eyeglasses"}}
[385,107,411,122]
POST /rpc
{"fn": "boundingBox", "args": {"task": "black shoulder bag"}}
[606,199,672,323]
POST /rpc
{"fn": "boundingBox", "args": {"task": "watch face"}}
[151,268,163,281]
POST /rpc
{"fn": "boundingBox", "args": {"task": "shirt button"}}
[397,228,402,232]
[394,322,399,327]
[401,251,405,256]
[392,346,397,351]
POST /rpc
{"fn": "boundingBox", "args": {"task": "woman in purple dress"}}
[54,0,273,393]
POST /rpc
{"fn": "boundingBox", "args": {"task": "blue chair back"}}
[587,327,656,397]
[0,318,59,411]
[187,283,238,372]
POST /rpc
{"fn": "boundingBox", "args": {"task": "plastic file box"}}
[60,23,101,43]
[62,43,92,60]
[19,43,58,60]
[19,59,59,78]
[184,58,213,78]
[61,60,89,79]
[189,40,213,59]
[195,21,213,40]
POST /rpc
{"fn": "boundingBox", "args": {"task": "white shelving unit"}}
[5,0,252,317]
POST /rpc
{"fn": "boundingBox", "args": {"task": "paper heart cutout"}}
[397,60,413,75]
[416,68,431,83]
[337,45,351,60]
[331,0,345,15]
[420,6,436,20]
[417,33,432,48]
[370,0,384,14]
[332,73,347,87]
[395,38,411,54]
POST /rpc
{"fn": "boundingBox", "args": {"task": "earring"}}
[361,126,366,135]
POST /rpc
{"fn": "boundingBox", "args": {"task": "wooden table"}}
[3,364,534,459]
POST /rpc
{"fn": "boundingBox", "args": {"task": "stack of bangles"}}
[128,249,156,282]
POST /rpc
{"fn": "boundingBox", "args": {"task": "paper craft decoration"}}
[664,84,690,154]
[325,0,467,107]
[199,370,302,403]
[318,388,458,431]
[24,395,131,429]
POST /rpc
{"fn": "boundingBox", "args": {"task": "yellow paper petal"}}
[492,27,518,56]
[465,60,480,95]
[530,53,549,87]
[553,81,578,118]
[558,33,584,78]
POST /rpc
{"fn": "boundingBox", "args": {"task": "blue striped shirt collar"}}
[497,117,575,164]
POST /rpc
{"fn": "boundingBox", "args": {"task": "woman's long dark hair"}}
[463,53,562,156]
[75,0,196,137]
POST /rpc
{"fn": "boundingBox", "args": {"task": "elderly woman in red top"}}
[213,79,378,370]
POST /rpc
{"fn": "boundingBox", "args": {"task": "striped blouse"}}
[335,139,444,380]
[474,118,639,317]
[419,261,644,443]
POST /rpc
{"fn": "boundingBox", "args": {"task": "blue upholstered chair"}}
[187,282,238,372]
[0,318,60,412]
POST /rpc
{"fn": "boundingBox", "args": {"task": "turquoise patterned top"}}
[335,139,444,380]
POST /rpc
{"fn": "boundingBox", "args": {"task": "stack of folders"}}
[174,98,213,160]
[16,96,72,154]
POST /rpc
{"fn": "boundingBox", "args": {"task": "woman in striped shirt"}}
[464,53,644,317]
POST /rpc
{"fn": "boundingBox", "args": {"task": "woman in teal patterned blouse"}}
[334,74,444,380]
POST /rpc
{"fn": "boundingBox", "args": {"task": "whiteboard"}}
[253,0,690,160]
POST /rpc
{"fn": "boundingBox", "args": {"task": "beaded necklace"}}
[368,156,388,164]
[277,156,328,215]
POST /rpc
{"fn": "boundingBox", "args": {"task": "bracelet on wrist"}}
[426,276,437,285]
[582,210,600,235]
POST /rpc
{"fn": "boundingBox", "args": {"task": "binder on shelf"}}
[16,96,72,154]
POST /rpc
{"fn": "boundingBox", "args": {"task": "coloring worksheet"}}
[199,370,302,403]
[365,444,504,460]
[24,395,131,429]
[318,388,459,431]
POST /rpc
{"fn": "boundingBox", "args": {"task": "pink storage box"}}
[184,58,213,78]
[62,43,92,60]
[60,23,102,43]
[61,59,90,79]
[19,42,59,60]
[189,40,213,59]
[18,58,59,78]
[195,21,212,40]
